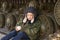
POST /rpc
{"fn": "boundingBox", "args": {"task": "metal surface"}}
[6,14,17,31]
[39,15,54,39]
[0,14,5,28]
[54,0,60,25]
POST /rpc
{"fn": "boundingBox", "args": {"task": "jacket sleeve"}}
[16,18,23,26]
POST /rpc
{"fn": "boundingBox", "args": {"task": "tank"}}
[0,0,59,39]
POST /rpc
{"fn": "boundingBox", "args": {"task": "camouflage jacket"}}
[16,18,41,40]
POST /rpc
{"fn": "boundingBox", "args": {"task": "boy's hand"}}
[15,26,21,31]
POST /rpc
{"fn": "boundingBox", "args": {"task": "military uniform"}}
[16,17,41,40]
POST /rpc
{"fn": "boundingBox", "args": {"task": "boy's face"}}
[26,12,34,20]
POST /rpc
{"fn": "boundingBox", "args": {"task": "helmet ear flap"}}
[23,16,27,23]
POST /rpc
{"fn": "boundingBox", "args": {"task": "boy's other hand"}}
[15,26,21,31]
